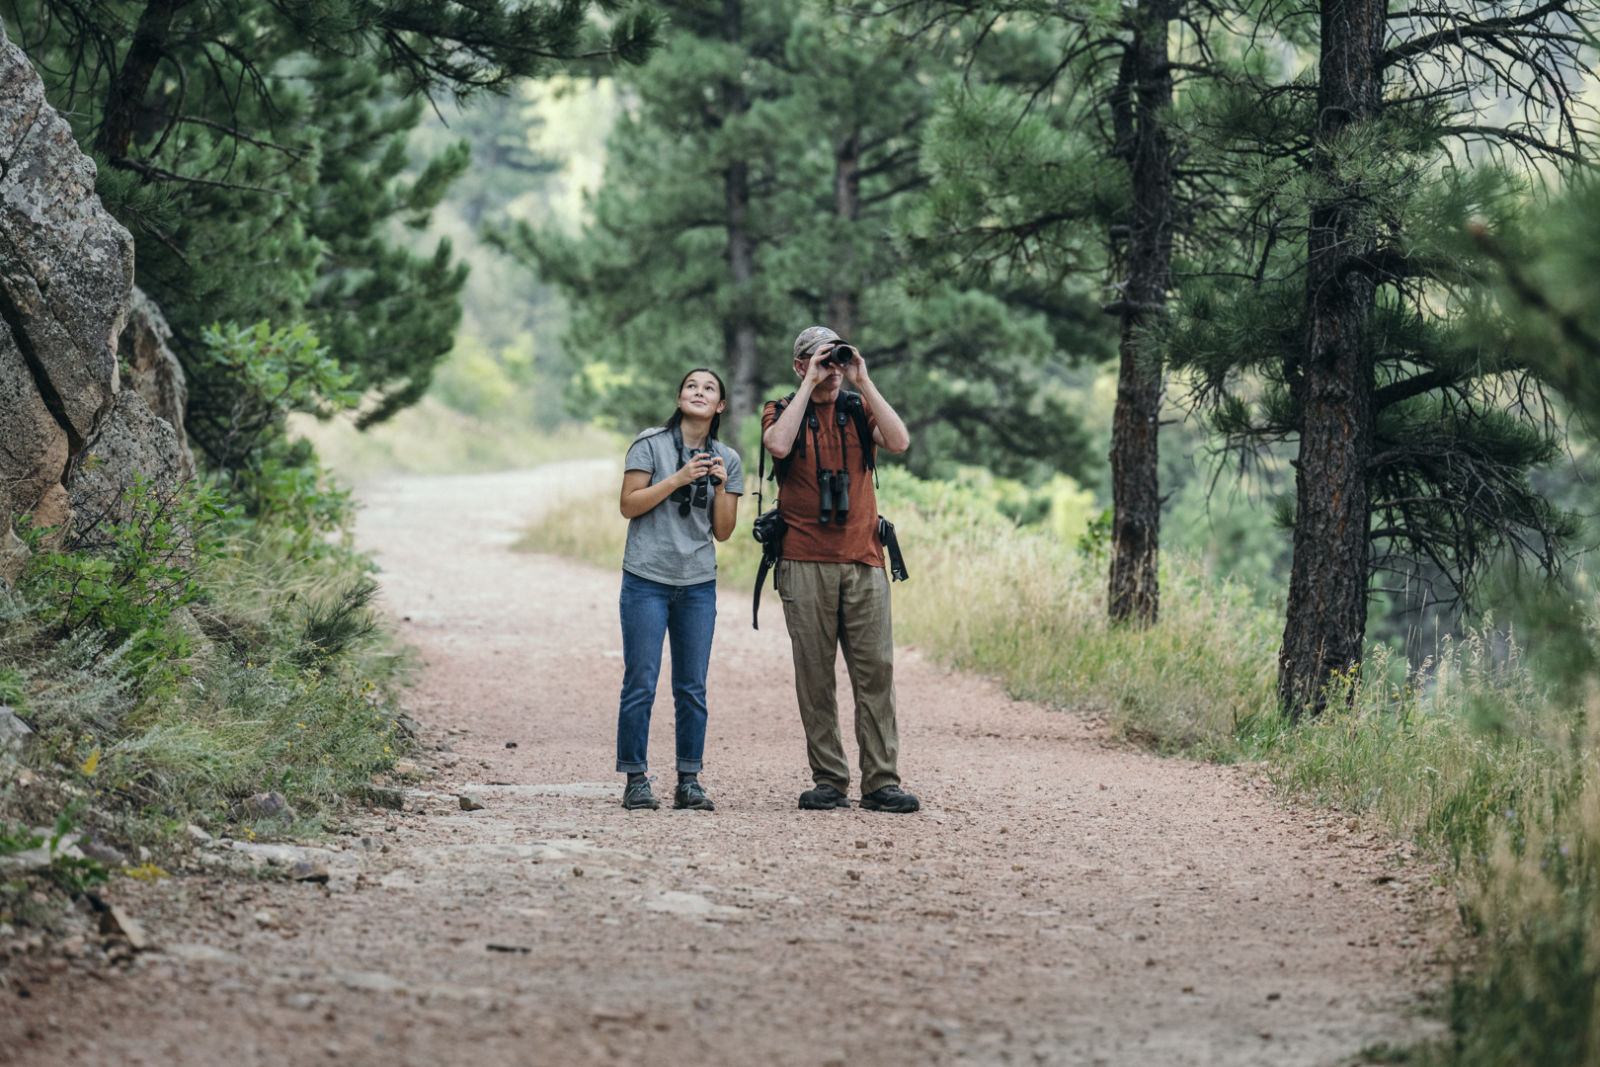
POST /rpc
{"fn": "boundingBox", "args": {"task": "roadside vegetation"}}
[521,465,1600,1066]
[0,323,413,929]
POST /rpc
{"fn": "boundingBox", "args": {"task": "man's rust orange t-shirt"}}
[762,395,883,567]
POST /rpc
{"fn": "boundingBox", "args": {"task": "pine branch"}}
[1371,368,1461,413]
[171,114,313,158]
[108,155,291,196]
[1442,123,1587,163]
[1382,0,1583,70]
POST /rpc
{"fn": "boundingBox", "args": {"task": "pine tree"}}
[502,0,805,435]
[1168,0,1594,715]
[900,0,1244,623]
[503,0,1098,481]
[1474,177,1600,421]
[1104,0,1177,625]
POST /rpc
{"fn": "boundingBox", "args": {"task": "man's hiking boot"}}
[621,776,660,810]
[798,783,850,810]
[674,779,715,811]
[859,784,920,814]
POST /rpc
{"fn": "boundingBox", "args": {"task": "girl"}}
[615,368,742,810]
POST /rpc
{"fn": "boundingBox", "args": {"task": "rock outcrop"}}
[0,22,193,581]
[69,389,196,531]
[119,286,189,444]
[73,286,196,530]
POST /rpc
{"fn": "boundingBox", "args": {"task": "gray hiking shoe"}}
[798,783,850,810]
[674,779,715,811]
[859,784,920,813]
[622,776,660,810]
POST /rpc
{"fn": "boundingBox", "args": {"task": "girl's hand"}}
[707,455,729,490]
[675,452,717,488]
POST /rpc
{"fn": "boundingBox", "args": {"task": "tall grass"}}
[1,512,413,849]
[521,462,1600,1064]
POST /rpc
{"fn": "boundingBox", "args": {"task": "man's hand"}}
[804,347,839,387]
[835,345,869,386]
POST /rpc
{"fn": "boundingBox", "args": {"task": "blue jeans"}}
[617,572,718,774]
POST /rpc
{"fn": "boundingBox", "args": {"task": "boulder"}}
[68,388,195,531]
[232,791,298,822]
[118,286,190,447]
[0,21,135,582]
[0,705,32,753]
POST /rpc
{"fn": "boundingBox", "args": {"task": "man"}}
[761,326,919,813]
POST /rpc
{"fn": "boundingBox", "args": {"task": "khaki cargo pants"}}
[777,560,900,795]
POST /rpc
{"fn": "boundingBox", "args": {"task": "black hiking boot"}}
[673,778,715,811]
[859,784,920,814]
[798,783,850,810]
[622,776,660,810]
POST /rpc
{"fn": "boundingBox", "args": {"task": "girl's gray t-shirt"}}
[622,428,744,586]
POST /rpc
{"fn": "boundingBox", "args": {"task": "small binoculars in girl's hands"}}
[694,452,723,488]
[673,453,722,517]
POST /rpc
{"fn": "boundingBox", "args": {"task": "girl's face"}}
[678,372,726,418]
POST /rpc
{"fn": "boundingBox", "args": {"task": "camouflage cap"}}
[793,325,840,362]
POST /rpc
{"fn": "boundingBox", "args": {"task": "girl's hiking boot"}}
[859,784,920,813]
[798,783,850,810]
[622,776,660,810]
[673,779,715,811]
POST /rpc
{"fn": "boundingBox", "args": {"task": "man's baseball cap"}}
[793,326,840,362]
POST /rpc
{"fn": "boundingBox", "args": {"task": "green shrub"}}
[19,476,228,694]
[191,320,360,504]
[0,321,408,853]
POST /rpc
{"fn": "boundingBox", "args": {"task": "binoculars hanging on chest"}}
[818,468,849,525]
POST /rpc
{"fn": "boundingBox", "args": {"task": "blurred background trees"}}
[3,0,1596,713]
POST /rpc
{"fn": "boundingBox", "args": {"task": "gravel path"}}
[1,463,1447,1066]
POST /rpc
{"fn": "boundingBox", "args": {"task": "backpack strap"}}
[769,391,874,486]
[753,392,798,629]
[766,392,800,488]
[838,391,877,474]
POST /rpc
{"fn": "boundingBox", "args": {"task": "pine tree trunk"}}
[827,133,861,339]
[720,0,760,430]
[1107,0,1175,627]
[1277,0,1386,717]
[724,156,759,427]
[94,0,198,161]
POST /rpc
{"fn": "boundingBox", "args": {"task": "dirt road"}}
[2,464,1446,1065]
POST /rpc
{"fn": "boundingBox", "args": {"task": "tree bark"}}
[94,0,197,161]
[1277,0,1386,717]
[720,0,759,431]
[1107,0,1175,627]
[724,155,759,428]
[827,132,861,339]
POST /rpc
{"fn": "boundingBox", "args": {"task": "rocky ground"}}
[0,463,1451,1066]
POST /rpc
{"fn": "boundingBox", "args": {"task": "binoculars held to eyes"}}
[821,344,857,368]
